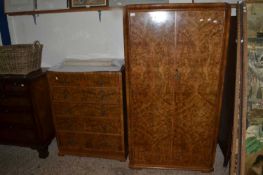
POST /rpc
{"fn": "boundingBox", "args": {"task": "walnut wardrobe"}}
[124,3,231,172]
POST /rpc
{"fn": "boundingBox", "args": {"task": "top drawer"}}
[0,81,29,96]
[48,72,121,87]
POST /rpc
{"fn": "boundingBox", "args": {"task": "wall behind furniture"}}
[8,10,124,67]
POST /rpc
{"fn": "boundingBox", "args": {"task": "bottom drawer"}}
[0,113,35,129]
[57,132,123,152]
[0,127,37,144]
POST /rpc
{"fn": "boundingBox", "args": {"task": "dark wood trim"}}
[246,0,263,3]
[230,4,242,175]
[125,3,232,10]
[241,1,248,175]
[6,6,117,16]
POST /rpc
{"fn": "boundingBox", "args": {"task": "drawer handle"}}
[98,79,104,86]
[21,84,25,87]
[55,76,59,80]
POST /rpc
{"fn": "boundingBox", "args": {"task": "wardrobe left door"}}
[125,9,176,168]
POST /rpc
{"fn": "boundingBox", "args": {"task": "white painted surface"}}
[231,7,236,16]
[8,9,124,67]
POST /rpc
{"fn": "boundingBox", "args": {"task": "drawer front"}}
[55,117,122,134]
[57,132,123,152]
[51,87,120,104]
[48,72,120,87]
[0,127,37,144]
[0,112,35,129]
[0,97,32,107]
[52,102,121,118]
[2,81,29,96]
[0,105,32,113]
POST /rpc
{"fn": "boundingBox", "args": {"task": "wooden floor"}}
[0,139,229,175]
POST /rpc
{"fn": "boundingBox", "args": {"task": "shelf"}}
[6,7,120,16]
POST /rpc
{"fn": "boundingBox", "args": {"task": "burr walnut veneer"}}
[47,68,127,160]
[0,69,54,158]
[124,3,231,172]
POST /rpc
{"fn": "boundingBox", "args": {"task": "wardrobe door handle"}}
[175,69,181,81]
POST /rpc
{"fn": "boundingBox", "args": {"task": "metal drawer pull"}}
[55,76,59,80]
[21,84,25,87]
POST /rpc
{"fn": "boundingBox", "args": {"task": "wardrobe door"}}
[125,10,175,167]
[173,9,230,170]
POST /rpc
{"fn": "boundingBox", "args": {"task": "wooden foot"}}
[201,167,214,173]
[223,158,229,167]
[58,152,65,156]
[37,145,49,159]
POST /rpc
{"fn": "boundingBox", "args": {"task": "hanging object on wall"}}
[70,0,108,8]
[98,10,102,22]
[32,14,39,25]
[0,0,11,45]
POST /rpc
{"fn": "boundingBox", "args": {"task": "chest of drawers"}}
[0,69,55,158]
[47,67,127,160]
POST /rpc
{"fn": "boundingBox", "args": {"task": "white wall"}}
[8,10,124,67]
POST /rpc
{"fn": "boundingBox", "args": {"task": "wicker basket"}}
[0,41,43,75]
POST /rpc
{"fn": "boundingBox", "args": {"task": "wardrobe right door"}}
[173,7,230,170]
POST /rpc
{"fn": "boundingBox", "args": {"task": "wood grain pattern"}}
[124,4,231,171]
[56,117,121,134]
[48,72,119,87]
[50,87,120,104]
[48,70,127,161]
[52,102,121,118]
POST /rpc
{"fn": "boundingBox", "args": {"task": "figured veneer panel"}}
[52,102,121,118]
[57,132,123,153]
[50,87,120,104]
[125,4,230,171]
[48,72,119,87]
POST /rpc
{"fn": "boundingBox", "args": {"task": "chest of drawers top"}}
[0,69,47,81]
